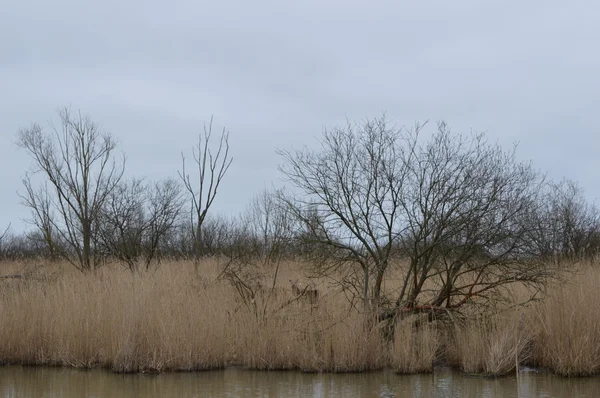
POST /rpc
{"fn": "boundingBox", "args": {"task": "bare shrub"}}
[98,178,184,270]
[0,225,12,261]
[527,179,600,263]
[218,191,302,322]
[242,188,296,263]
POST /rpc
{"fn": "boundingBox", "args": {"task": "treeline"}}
[0,189,296,265]
[0,187,305,266]
[1,177,598,266]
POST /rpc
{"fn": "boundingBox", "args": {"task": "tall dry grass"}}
[0,259,387,373]
[392,318,440,373]
[448,311,531,376]
[0,260,232,372]
[3,259,600,376]
[529,265,600,376]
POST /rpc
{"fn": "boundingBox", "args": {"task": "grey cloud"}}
[1,0,599,230]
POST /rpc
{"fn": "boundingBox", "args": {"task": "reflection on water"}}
[2,366,600,398]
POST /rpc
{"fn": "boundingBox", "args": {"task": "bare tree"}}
[0,224,11,260]
[20,179,60,260]
[97,178,146,268]
[278,116,411,312]
[278,116,551,323]
[178,117,233,262]
[157,214,241,260]
[0,227,64,261]
[386,123,548,322]
[527,179,600,263]
[243,188,295,263]
[98,178,183,270]
[211,189,300,322]
[17,107,125,271]
[143,178,185,266]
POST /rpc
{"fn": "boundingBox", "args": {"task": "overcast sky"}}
[1,0,599,232]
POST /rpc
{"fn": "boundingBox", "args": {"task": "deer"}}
[289,279,319,305]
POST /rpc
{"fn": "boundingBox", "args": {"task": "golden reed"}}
[0,259,597,376]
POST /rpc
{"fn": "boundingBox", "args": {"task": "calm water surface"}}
[2,366,600,397]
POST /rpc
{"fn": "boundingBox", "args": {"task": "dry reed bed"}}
[0,260,598,376]
[0,260,387,373]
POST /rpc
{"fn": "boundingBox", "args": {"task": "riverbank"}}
[0,259,597,377]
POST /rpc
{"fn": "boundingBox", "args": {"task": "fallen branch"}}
[0,274,24,280]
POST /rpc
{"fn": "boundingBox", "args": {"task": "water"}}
[2,366,600,398]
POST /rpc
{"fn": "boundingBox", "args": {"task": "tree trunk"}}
[82,219,92,270]
[363,267,370,312]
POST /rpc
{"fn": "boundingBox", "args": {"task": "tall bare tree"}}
[278,116,412,312]
[17,107,125,271]
[178,117,233,262]
[387,123,548,321]
[279,116,551,322]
